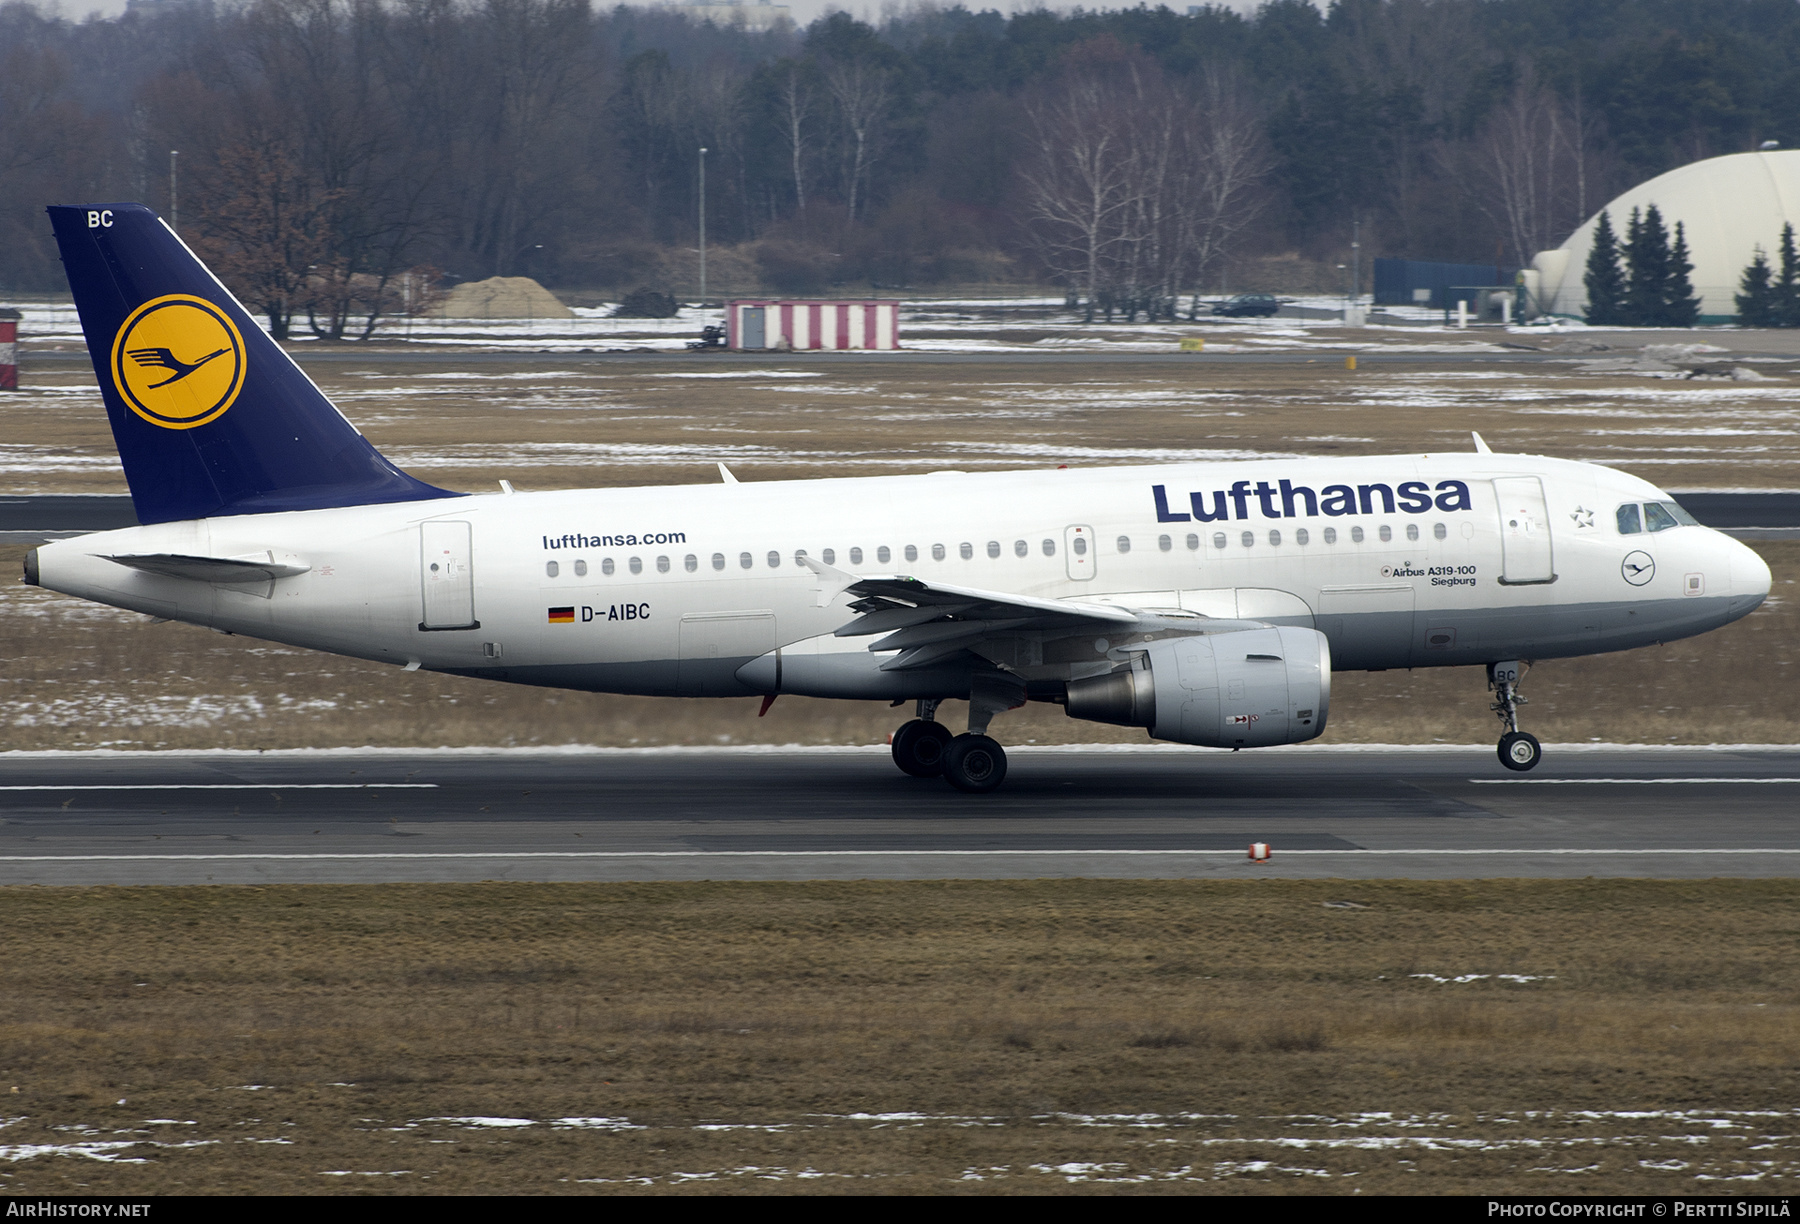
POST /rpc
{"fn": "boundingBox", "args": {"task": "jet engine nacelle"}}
[1063,625,1331,748]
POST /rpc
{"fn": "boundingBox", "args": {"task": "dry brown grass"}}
[0,878,1796,1193]
[6,352,1798,496]
[3,541,1795,751]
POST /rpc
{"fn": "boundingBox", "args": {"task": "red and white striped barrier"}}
[728,300,899,351]
[1248,842,1271,863]
[0,308,18,391]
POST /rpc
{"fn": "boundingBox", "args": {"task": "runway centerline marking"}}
[1468,778,1800,785]
[1,849,1799,863]
[0,784,438,791]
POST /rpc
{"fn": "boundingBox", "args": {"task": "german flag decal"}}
[547,606,575,624]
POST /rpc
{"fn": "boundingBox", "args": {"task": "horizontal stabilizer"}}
[102,552,311,583]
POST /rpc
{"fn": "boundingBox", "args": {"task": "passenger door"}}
[1494,476,1556,584]
[419,521,478,630]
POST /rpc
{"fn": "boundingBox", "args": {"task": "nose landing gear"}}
[1489,660,1541,772]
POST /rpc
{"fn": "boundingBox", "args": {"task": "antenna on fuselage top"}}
[1471,432,1494,454]
[718,463,739,484]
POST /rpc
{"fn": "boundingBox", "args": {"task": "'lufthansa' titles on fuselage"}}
[1152,479,1473,523]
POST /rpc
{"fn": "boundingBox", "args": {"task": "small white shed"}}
[728,299,900,351]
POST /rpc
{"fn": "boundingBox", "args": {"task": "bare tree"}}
[1183,67,1271,310]
[775,62,814,216]
[1458,67,1613,267]
[821,56,890,223]
[1024,41,1251,323]
[192,138,339,340]
[1021,64,1135,320]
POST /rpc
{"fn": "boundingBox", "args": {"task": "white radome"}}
[1529,150,1800,322]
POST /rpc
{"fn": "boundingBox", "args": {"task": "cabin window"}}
[656,555,670,573]
[629,556,643,575]
[545,561,559,578]
[1116,535,1131,554]
[602,558,615,576]
[1241,531,1255,548]
[712,553,725,571]
[1014,539,1029,558]
[1268,529,1281,546]
[1071,536,1087,556]
[1213,532,1228,549]
[877,546,891,564]
[1405,523,1419,542]
[1350,526,1365,543]
[905,544,919,562]
[960,542,973,560]
[739,552,753,569]
[850,547,864,565]
[1433,522,1447,540]
[1158,534,1172,552]
[795,549,807,566]
[1379,525,1393,542]
[574,559,588,576]
[987,540,1001,559]
[822,548,835,565]
[1295,528,1310,545]
[767,551,781,568]
[1042,538,1056,556]
[1186,533,1200,550]
[932,543,946,561]
[684,555,697,573]
[1323,527,1337,545]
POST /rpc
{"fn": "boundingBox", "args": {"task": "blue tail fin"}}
[48,203,459,524]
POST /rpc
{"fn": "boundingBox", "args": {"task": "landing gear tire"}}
[942,734,1008,794]
[1498,731,1542,772]
[891,719,952,778]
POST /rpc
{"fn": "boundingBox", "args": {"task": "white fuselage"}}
[33,452,1771,702]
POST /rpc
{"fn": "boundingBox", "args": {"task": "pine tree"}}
[1777,223,1800,328]
[1622,205,1672,327]
[1737,245,1777,326]
[1583,209,1624,326]
[1664,220,1700,327]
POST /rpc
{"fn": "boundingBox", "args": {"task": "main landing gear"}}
[1488,660,1542,772]
[890,676,1023,793]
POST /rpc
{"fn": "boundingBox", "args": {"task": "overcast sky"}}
[51,0,1280,32]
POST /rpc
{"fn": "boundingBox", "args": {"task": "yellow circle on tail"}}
[110,295,246,430]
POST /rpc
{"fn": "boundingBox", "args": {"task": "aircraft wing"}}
[803,556,1144,671]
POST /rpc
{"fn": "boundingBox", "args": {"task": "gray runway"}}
[1,746,1797,885]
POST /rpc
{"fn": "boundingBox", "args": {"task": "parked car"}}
[1211,293,1281,318]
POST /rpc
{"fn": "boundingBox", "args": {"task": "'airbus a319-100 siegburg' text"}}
[24,204,1771,791]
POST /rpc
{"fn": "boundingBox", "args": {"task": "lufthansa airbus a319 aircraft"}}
[24,204,1773,791]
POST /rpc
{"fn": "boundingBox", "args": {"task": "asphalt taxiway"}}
[1,746,1796,885]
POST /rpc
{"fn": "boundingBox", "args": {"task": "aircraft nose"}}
[1724,533,1771,620]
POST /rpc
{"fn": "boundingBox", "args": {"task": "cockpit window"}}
[1619,501,1696,534]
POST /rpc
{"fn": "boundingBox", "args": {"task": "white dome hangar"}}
[1528,150,1800,324]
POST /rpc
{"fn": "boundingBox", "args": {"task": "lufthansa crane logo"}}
[109,295,246,430]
